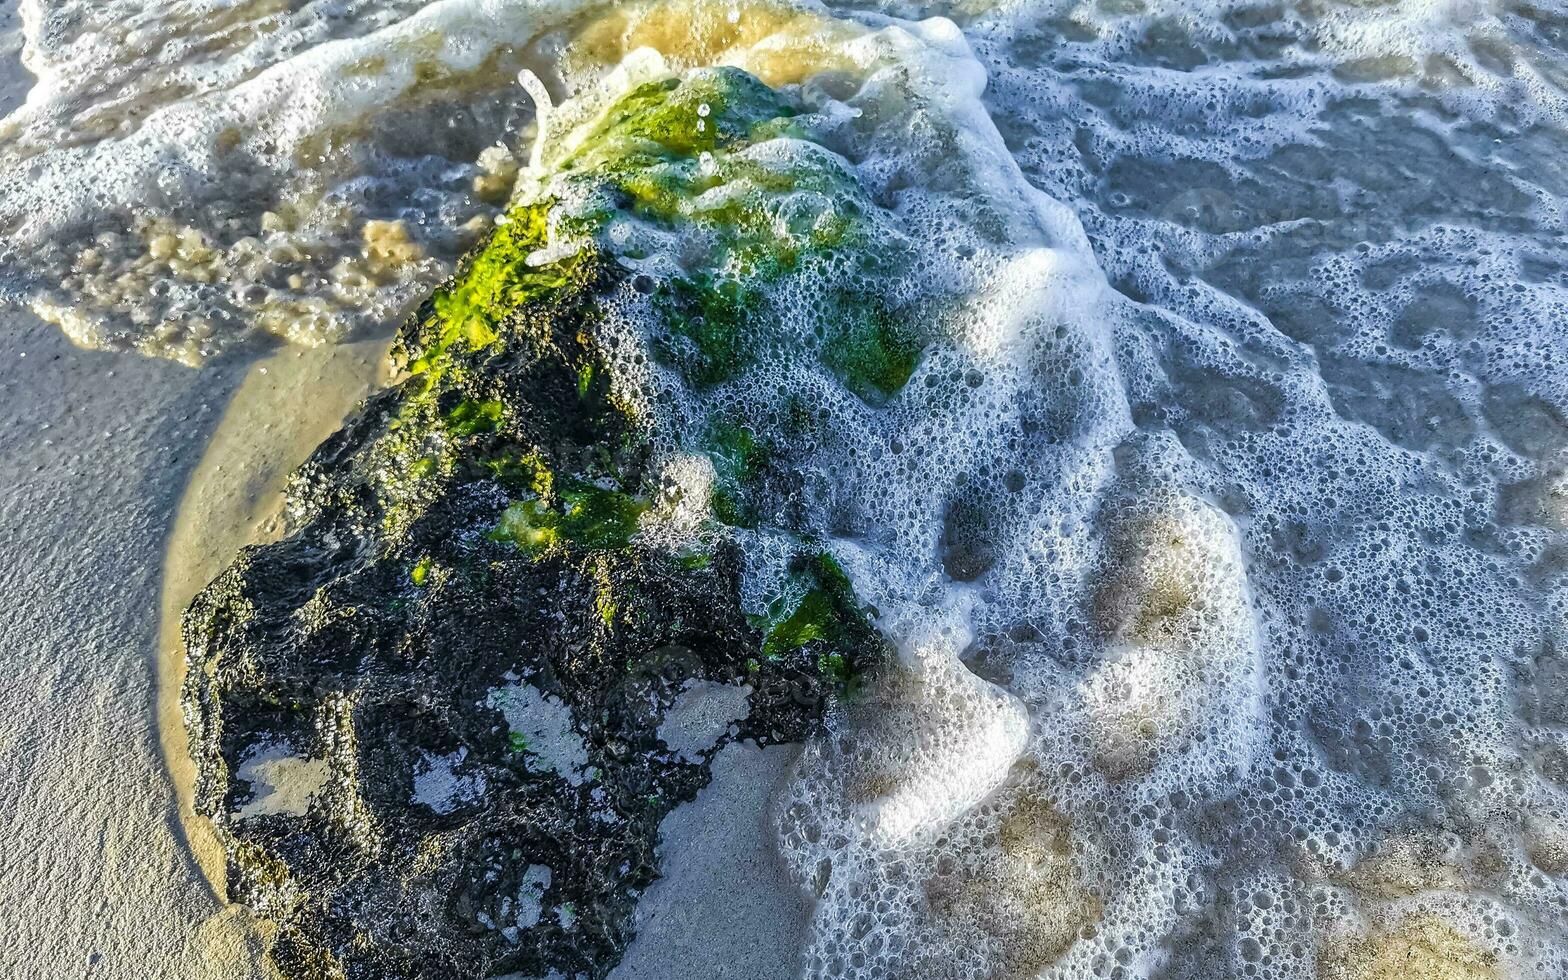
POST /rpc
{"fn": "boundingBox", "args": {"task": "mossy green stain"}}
[559,68,862,283]
[675,550,712,571]
[822,300,921,404]
[557,487,648,549]
[489,500,560,554]
[654,275,762,386]
[411,203,574,377]
[594,589,616,628]
[446,398,503,437]
[483,450,553,497]
[518,70,889,406]
[378,202,616,535]
[817,652,851,686]
[490,482,648,556]
[763,587,839,656]
[757,552,867,662]
[563,70,789,170]
[410,555,433,587]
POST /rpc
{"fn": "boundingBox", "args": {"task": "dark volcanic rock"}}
[182,68,887,980]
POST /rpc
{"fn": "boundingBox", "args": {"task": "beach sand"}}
[0,8,274,973]
[0,310,265,978]
[156,335,392,906]
[0,306,388,978]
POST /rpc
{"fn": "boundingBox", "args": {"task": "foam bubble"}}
[1,0,600,361]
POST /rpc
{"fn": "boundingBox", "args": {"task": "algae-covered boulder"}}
[182,67,892,980]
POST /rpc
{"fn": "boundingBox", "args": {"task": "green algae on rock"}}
[182,66,897,980]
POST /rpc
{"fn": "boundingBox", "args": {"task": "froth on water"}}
[8,1,1567,978]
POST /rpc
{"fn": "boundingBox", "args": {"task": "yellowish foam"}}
[1322,916,1498,980]
[566,0,863,87]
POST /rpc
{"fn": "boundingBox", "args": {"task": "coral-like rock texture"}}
[183,68,886,980]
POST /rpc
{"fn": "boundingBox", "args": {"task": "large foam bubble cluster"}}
[784,2,1566,977]
[513,2,1568,976]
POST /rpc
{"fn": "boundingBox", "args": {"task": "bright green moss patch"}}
[409,202,579,377]
[556,486,649,549]
[756,553,867,659]
[375,199,618,537]
[763,586,839,656]
[655,275,759,386]
[410,555,433,586]
[490,500,561,554]
[563,70,789,170]
[558,67,867,287]
[483,450,553,497]
[446,398,503,437]
[822,300,921,404]
[591,562,618,627]
[693,151,869,274]
[490,482,649,556]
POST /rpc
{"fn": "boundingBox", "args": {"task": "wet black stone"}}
[181,236,874,979]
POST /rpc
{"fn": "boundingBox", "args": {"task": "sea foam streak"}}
[0,0,592,362]
[841,3,1568,978]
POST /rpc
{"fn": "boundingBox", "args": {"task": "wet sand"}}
[156,336,392,897]
[0,307,388,978]
[0,310,261,978]
[0,8,389,968]
[611,742,810,980]
[0,9,270,974]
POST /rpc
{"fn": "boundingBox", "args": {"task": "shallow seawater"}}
[7,0,1567,977]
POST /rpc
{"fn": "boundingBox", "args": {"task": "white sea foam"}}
[553,3,1568,976]
[8,0,1567,977]
[0,0,609,361]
